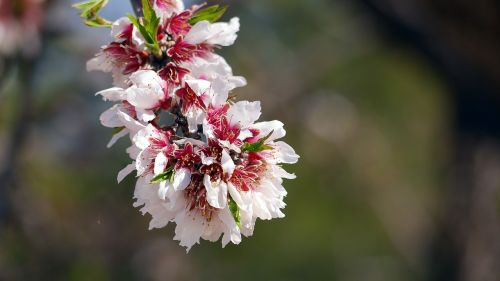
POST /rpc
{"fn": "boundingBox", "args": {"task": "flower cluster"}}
[0,0,44,56]
[85,0,298,251]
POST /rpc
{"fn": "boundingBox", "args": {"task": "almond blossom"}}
[81,0,299,251]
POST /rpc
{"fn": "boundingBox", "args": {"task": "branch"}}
[131,0,143,17]
[0,57,35,225]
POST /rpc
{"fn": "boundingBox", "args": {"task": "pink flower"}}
[87,0,298,251]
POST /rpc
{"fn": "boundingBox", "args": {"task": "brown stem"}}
[171,105,202,140]
[131,0,143,17]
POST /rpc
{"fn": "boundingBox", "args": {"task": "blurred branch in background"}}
[130,0,143,17]
[0,58,36,225]
[0,58,14,94]
[0,0,60,227]
[354,0,500,280]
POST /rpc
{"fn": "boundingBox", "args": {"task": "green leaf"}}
[188,5,228,25]
[73,0,111,28]
[150,167,175,184]
[128,14,148,41]
[241,131,274,152]
[72,1,96,11]
[127,13,140,27]
[127,7,162,57]
[141,0,154,23]
[228,197,241,227]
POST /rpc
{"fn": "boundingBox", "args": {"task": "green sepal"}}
[228,197,241,227]
[85,18,112,28]
[188,5,228,25]
[73,0,111,28]
[241,131,274,153]
[150,166,175,184]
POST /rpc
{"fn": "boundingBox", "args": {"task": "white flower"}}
[133,171,242,252]
[227,120,299,235]
[202,100,261,151]
[175,78,227,132]
[227,101,262,129]
[97,70,169,122]
[89,0,299,252]
[133,124,173,176]
[99,103,145,148]
[184,18,240,47]
[87,18,147,87]
[110,17,146,47]
[203,150,234,209]
[181,53,247,101]
[133,176,178,229]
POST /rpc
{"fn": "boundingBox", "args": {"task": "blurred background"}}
[1,0,500,280]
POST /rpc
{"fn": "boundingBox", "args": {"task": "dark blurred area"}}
[1,0,499,280]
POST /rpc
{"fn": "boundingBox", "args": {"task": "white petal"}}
[237,129,253,141]
[154,152,168,175]
[111,17,131,38]
[136,108,156,122]
[99,104,123,128]
[158,180,172,200]
[275,141,300,164]
[96,87,126,101]
[185,79,211,96]
[201,154,215,165]
[117,162,136,183]
[207,18,240,46]
[227,101,261,128]
[126,87,161,109]
[154,0,184,18]
[273,165,297,180]
[185,109,205,133]
[210,78,229,107]
[132,29,146,50]
[130,70,164,92]
[252,120,286,141]
[174,211,204,252]
[135,149,154,176]
[218,207,242,246]
[126,144,141,159]
[218,140,240,153]
[116,110,146,136]
[173,168,191,190]
[184,20,211,45]
[183,54,246,91]
[107,128,128,148]
[133,124,155,150]
[227,183,250,211]
[221,149,235,176]
[87,53,113,72]
[204,175,227,209]
[185,18,240,46]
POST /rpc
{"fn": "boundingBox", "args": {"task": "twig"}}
[131,0,143,17]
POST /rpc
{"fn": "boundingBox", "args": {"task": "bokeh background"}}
[1,0,500,280]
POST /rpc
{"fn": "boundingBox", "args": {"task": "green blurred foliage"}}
[0,0,451,280]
